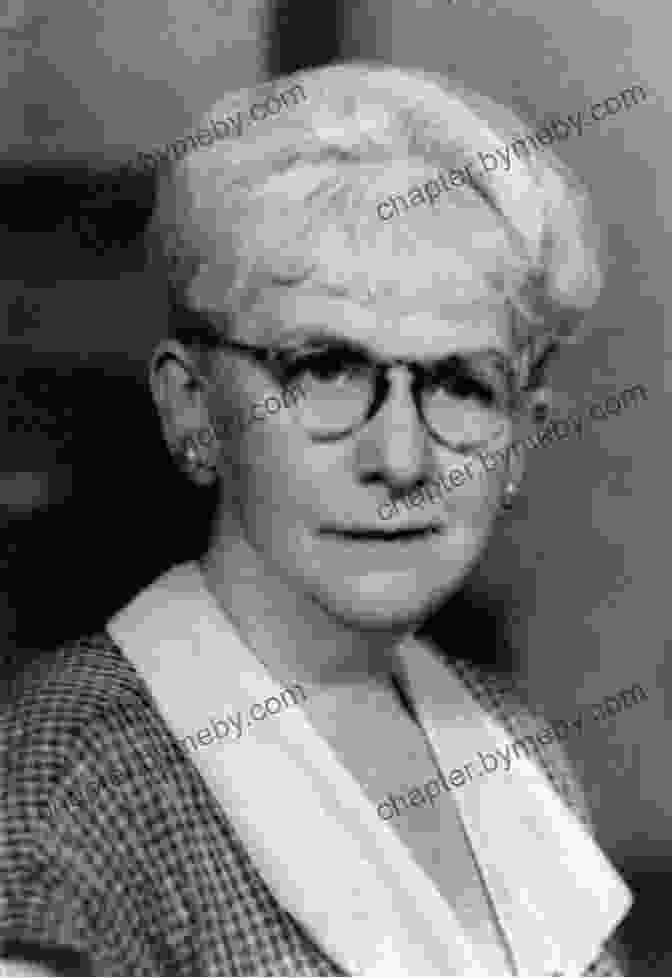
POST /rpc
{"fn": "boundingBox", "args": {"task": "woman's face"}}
[205,266,518,631]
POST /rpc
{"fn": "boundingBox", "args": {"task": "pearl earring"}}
[183,443,199,468]
[500,479,520,512]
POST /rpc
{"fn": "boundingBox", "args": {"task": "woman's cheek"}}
[231,424,305,509]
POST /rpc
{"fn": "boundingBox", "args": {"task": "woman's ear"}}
[149,340,212,461]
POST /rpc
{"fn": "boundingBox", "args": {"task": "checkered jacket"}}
[2,632,627,976]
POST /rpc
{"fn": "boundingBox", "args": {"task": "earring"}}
[531,388,552,426]
[177,431,219,486]
[183,443,199,469]
[500,478,520,512]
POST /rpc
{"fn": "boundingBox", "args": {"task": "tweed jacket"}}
[2,632,626,977]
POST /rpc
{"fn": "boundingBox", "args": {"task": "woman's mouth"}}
[319,524,443,541]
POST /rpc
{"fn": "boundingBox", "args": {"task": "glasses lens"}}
[286,348,373,437]
[422,364,512,446]
[424,393,507,445]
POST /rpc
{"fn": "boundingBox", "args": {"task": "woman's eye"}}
[433,369,496,405]
[291,351,367,383]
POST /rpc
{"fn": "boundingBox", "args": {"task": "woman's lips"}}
[319,524,443,541]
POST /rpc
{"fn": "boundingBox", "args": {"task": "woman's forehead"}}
[186,159,520,353]
[242,286,513,359]
[235,200,515,353]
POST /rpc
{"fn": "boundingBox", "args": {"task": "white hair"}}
[145,61,603,387]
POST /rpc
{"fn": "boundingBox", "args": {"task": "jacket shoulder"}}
[4,634,158,815]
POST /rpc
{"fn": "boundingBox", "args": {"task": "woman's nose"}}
[354,367,435,490]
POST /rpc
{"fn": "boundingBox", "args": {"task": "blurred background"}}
[1,0,668,971]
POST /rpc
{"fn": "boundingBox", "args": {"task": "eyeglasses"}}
[216,336,519,451]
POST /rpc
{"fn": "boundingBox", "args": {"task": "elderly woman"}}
[2,62,632,976]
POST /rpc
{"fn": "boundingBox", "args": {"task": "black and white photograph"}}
[0,0,667,974]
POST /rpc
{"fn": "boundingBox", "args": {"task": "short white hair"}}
[145,60,603,387]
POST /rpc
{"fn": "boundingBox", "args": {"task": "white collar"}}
[108,561,631,976]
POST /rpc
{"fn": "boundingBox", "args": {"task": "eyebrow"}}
[274,327,513,368]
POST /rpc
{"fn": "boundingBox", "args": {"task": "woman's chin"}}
[311,571,455,631]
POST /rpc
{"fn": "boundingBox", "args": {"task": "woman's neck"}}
[200,525,412,698]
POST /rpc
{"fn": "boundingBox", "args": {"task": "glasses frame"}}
[215,336,521,450]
